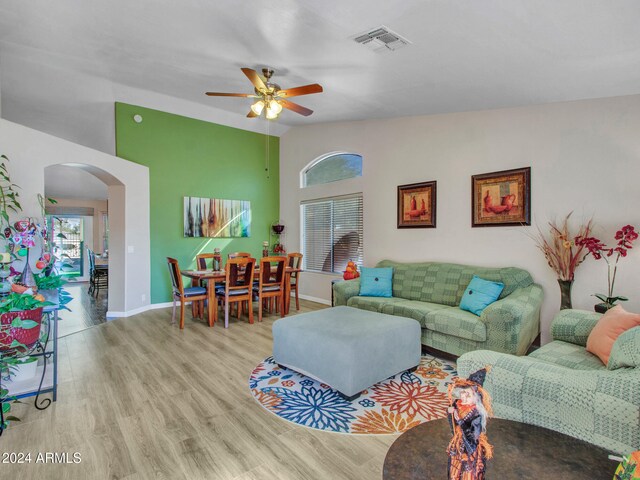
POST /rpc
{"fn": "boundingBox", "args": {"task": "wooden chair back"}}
[196,253,222,271]
[224,257,256,293]
[166,257,184,296]
[287,253,303,280]
[258,256,287,289]
[228,252,252,259]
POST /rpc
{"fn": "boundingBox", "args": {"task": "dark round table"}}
[383,418,617,479]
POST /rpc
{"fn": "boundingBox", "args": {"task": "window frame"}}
[300,151,363,188]
[300,193,363,275]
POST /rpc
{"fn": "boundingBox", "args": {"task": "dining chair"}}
[191,253,222,317]
[253,256,287,322]
[227,252,251,259]
[196,253,222,271]
[166,257,211,329]
[287,252,303,311]
[87,247,108,297]
[216,257,256,328]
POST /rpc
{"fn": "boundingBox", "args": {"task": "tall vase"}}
[558,279,573,310]
[21,249,37,289]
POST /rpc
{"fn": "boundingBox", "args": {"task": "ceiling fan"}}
[205,67,323,120]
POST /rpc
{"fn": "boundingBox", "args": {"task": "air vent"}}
[353,25,412,52]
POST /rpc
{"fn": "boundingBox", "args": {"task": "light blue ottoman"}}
[272,306,421,400]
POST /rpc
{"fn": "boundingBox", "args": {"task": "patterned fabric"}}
[424,308,487,342]
[551,309,601,346]
[249,354,457,434]
[529,340,606,370]
[346,295,403,312]
[608,327,640,370]
[458,310,640,455]
[380,299,448,328]
[332,262,542,356]
[375,260,533,306]
[333,279,361,306]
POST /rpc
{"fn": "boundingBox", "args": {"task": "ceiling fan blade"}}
[205,92,255,97]
[247,109,258,118]
[241,68,267,92]
[277,84,323,98]
[279,99,313,116]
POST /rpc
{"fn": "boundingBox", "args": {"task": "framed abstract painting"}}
[184,196,251,238]
[397,181,437,228]
[471,167,531,227]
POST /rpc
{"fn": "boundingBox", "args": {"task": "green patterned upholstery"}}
[608,327,640,370]
[333,260,542,356]
[381,300,448,328]
[458,309,640,455]
[425,308,487,342]
[529,341,606,370]
[376,260,533,306]
[550,309,601,346]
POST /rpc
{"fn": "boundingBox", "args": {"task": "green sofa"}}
[458,309,640,454]
[332,260,543,356]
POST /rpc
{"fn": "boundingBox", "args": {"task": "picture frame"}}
[183,196,251,238]
[471,167,531,227]
[397,181,437,228]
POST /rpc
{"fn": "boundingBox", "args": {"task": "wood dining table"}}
[180,266,301,326]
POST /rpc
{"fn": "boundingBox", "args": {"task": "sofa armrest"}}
[332,279,361,306]
[550,309,601,346]
[458,349,640,455]
[479,284,543,355]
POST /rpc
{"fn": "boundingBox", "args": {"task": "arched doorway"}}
[0,118,151,317]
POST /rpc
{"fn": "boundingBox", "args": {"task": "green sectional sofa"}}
[458,309,640,454]
[333,260,543,357]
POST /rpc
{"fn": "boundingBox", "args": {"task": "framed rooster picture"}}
[471,167,531,227]
[397,181,437,228]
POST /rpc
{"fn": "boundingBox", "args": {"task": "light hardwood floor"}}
[2,300,396,480]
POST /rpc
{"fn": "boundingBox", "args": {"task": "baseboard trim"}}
[107,295,329,319]
[297,294,331,306]
[106,301,174,319]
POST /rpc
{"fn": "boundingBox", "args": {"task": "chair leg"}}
[295,285,300,311]
[179,301,186,330]
[248,297,254,324]
[171,297,177,325]
[280,294,285,318]
[224,299,230,328]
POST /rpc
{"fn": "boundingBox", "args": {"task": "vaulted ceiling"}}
[1,0,640,154]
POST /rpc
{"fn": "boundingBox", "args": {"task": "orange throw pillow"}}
[586,305,640,365]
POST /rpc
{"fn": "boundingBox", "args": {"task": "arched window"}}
[301,152,362,188]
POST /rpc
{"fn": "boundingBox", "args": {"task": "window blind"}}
[301,194,363,273]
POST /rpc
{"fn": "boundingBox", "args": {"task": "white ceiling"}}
[1,0,640,153]
[45,165,109,200]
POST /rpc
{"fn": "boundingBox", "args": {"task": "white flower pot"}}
[11,357,39,382]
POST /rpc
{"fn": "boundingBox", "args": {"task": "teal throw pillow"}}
[459,276,505,316]
[359,267,393,297]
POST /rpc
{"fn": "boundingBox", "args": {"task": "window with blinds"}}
[301,194,363,273]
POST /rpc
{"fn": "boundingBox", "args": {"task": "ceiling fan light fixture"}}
[268,99,283,115]
[265,106,279,120]
[251,99,265,115]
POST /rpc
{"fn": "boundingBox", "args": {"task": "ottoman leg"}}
[406,365,418,373]
[338,391,361,402]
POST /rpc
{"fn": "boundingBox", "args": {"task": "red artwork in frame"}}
[472,167,531,227]
[397,181,437,229]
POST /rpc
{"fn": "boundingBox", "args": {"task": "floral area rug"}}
[249,354,457,434]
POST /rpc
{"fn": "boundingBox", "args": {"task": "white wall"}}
[0,119,151,316]
[280,94,640,343]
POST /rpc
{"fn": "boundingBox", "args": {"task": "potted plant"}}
[0,292,53,433]
[529,213,593,310]
[576,224,638,312]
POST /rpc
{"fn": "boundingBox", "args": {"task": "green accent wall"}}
[115,102,279,303]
